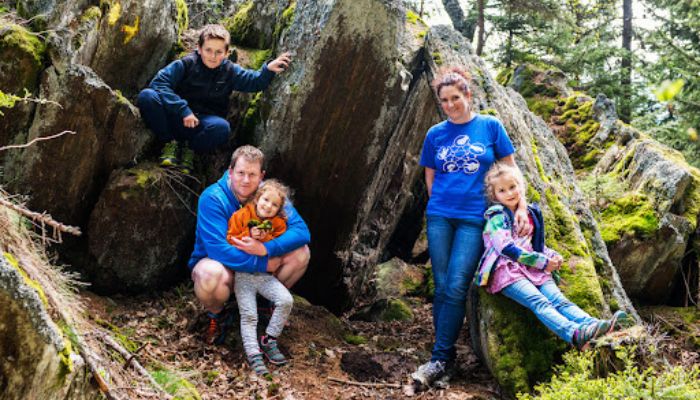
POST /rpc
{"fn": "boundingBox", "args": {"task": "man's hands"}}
[267,52,292,73]
[230,236,267,256]
[545,254,564,273]
[183,113,199,128]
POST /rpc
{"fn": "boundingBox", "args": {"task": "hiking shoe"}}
[260,335,287,365]
[411,360,447,388]
[205,312,221,345]
[179,143,194,175]
[247,353,270,376]
[573,322,599,351]
[610,310,633,332]
[159,140,179,167]
[593,319,611,338]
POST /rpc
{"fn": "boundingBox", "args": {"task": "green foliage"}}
[175,0,188,40]
[519,347,700,400]
[599,194,659,244]
[273,1,295,40]
[654,79,685,102]
[151,368,201,400]
[248,48,272,70]
[343,334,367,345]
[0,90,21,115]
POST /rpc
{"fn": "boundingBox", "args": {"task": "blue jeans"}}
[427,215,484,362]
[137,88,230,153]
[501,279,598,343]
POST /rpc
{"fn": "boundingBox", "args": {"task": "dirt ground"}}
[82,282,502,400]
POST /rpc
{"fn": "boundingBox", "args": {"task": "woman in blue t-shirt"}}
[411,66,530,388]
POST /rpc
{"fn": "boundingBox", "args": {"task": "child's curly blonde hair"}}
[252,179,291,219]
[484,162,527,204]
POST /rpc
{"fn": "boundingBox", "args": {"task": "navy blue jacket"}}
[149,51,275,118]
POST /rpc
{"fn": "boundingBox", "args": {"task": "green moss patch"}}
[0,19,46,65]
[3,252,49,308]
[343,334,367,345]
[80,6,102,23]
[175,0,188,40]
[223,1,258,47]
[273,1,295,40]
[151,368,201,400]
[599,194,658,244]
[480,289,566,396]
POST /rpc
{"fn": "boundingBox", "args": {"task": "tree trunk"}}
[620,0,633,122]
[442,0,473,37]
[476,0,485,55]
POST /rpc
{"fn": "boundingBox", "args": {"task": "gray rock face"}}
[425,25,633,396]
[250,0,440,310]
[226,0,292,49]
[86,165,197,292]
[0,254,94,400]
[3,65,151,227]
[78,0,180,95]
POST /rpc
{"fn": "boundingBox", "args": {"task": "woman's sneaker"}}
[411,360,446,388]
[260,335,287,365]
[247,353,270,376]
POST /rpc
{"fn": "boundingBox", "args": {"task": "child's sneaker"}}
[609,310,633,332]
[411,360,447,388]
[260,335,287,365]
[159,140,179,168]
[573,322,598,350]
[247,353,270,376]
[179,143,194,175]
[205,311,221,345]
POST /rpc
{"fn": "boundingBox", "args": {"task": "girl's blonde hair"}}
[252,179,290,219]
[484,162,527,204]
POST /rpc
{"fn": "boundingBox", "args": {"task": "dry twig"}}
[101,333,174,399]
[0,130,76,152]
[327,376,401,389]
[0,196,81,237]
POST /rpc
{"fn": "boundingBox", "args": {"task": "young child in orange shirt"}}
[227,179,293,376]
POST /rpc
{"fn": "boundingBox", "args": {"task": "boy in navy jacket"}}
[137,24,290,174]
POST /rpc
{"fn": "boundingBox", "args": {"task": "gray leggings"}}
[234,272,293,357]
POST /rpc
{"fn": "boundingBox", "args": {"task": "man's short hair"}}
[198,24,231,49]
[230,145,265,170]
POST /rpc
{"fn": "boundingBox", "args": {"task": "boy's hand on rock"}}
[183,114,199,128]
[267,52,292,73]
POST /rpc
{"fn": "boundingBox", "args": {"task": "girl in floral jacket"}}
[475,162,629,350]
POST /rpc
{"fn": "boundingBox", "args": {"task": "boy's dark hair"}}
[198,24,231,49]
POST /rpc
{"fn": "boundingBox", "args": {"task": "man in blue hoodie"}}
[137,24,291,174]
[189,145,310,344]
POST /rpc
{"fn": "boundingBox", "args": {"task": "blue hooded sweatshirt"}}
[188,172,311,273]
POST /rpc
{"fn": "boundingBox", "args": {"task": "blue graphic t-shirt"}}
[419,114,515,220]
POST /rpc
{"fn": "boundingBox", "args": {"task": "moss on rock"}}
[223,1,256,47]
[599,194,659,245]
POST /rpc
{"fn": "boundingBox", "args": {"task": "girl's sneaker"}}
[610,310,632,332]
[260,335,287,365]
[247,353,270,376]
[573,323,598,351]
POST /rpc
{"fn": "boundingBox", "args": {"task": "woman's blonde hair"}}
[252,179,290,219]
[484,162,527,204]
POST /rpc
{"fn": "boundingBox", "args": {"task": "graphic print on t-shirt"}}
[436,135,486,174]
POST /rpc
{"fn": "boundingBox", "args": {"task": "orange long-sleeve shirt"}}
[226,203,287,244]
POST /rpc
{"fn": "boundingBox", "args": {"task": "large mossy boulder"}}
[0,15,45,149]
[3,64,151,227]
[502,63,700,306]
[425,26,634,397]
[247,0,440,311]
[0,253,96,399]
[86,165,198,292]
